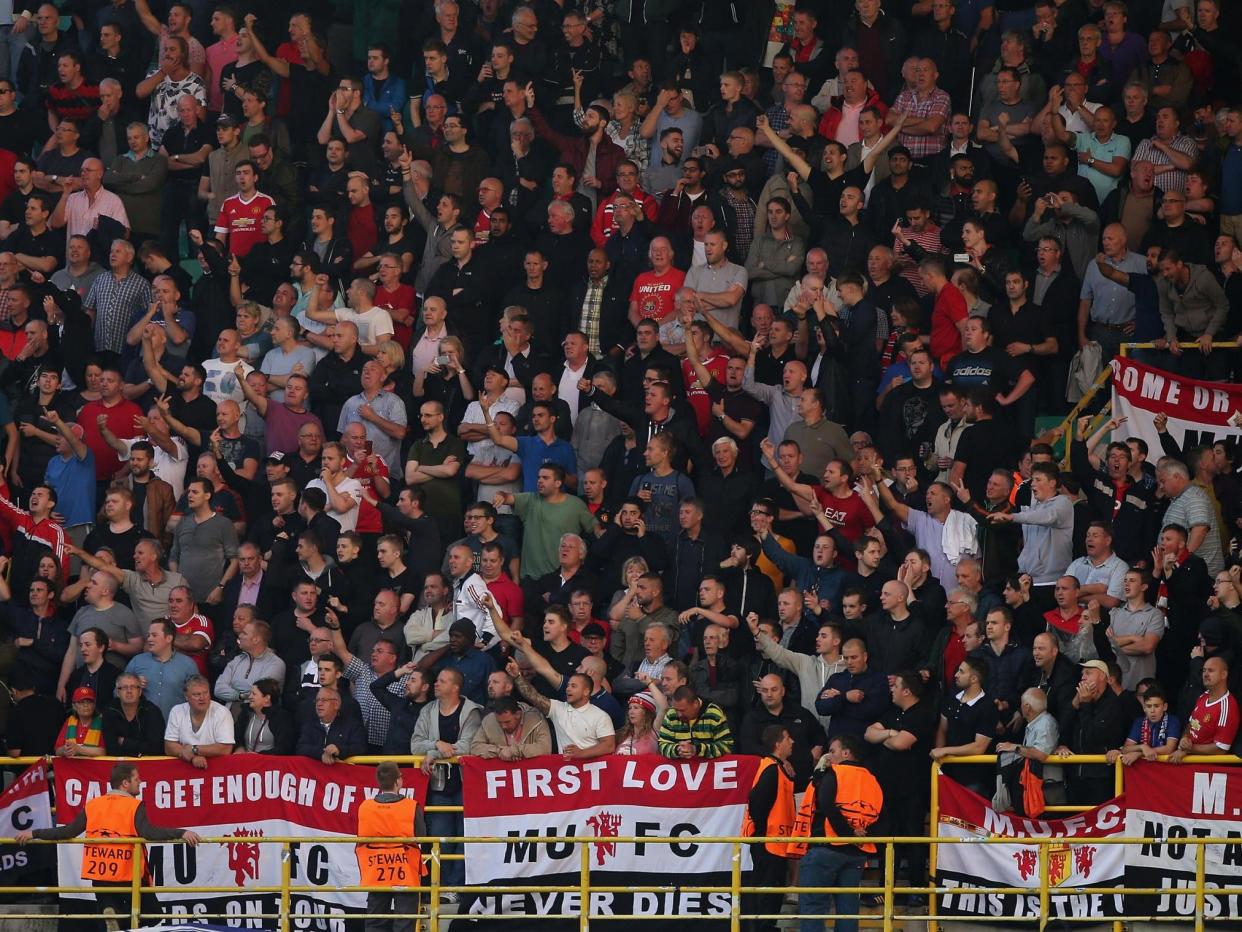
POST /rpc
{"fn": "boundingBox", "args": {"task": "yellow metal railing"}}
[7,833,1242,930]
[6,753,1242,930]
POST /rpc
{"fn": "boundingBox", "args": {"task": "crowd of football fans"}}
[0,0,1239,913]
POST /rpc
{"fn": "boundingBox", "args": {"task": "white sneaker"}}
[440,892,459,904]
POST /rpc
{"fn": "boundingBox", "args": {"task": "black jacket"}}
[102,700,167,757]
[308,348,366,437]
[235,705,297,754]
[295,713,367,759]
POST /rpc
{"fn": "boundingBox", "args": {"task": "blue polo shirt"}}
[515,435,578,492]
[45,448,96,526]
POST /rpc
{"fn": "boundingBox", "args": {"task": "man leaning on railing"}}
[16,761,200,932]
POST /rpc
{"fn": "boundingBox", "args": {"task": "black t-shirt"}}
[6,694,63,755]
[170,393,218,456]
[872,697,938,790]
[953,417,1020,502]
[941,689,999,785]
[374,566,423,607]
[160,122,214,185]
[82,523,154,569]
[0,110,49,159]
[0,189,34,225]
[533,639,590,698]
[988,302,1050,359]
[807,164,870,221]
[6,224,65,270]
[946,347,1003,390]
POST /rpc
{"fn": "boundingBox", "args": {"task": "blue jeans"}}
[798,846,864,932]
[425,788,464,888]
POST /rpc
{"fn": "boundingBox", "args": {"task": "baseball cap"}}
[217,113,240,127]
[266,451,286,463]
[581,622,608,640]
[72,686,96,703]
[1079,660,1110,674]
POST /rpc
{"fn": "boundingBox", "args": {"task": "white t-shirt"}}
[164,700,235,745]
[548,699,615,750]
[202,357,253,407]
[453,571,497,644]
[336,306,395,347]
[306,476,364,532]
[122,435,189,500]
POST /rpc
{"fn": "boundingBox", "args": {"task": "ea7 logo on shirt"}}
[822,506,848,525]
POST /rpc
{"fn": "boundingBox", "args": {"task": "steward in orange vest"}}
[739,725,799,932]
[356,761,427,932]
[16,762,200,930]
[786,735,883,932]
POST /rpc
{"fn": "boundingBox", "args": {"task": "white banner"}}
[936,777,1126,919]
[460,755,758,920]
[0,762,53,882]
[54,757,427,931]
[1109,357,1241,457]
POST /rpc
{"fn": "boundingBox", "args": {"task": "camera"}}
[435,354,451,366]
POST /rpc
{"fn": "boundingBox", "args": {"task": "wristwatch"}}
[191,745,199,756]
[1087,155,1096,167]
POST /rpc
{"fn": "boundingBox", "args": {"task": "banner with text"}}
[0,762,53,884]
[459,754,759,926]
[1125,763,1242,920]
[1110,357,1242,456]
[54,757,426,932]
[936,776,1126,920]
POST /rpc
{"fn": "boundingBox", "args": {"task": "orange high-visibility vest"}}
[741,757,799,857]
[356,797,424,888]
[787,763,883,856]
[80,794,142,883]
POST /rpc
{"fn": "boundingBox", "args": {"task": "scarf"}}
[1156,549,1191,611]
[1139,713,1171,748]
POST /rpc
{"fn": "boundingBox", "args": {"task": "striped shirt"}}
[84,270,152,354]
[657,700,733,758]
[891,87,951,158]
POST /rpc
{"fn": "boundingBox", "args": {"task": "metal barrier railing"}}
[5,833,1242,932]
[930,753,1242,932]
[6,752,1242,930]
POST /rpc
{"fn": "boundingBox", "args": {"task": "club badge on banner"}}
[458,754,758,925]
[935,776,1126,919]
[53,757,427,932]
[1125,763,1242,919]
[0,762,54,883]
[1110,357,1242,456]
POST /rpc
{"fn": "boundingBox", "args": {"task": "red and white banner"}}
[1125,763,1242,919]
[1110,357,1241,456]
[54,757,426,931]
[460,755,758,920]
[0,763,53,882]
[936,776,1126,919]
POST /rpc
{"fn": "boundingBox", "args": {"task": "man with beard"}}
[877,347,945,467]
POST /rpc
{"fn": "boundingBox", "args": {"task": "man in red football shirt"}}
[214,160,274,258]
[761,440,874,568]
[628,236,684,329]
[1170,656,1239,761]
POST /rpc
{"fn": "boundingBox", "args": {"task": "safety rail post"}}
[280,840,293,932]
[428,838,441,932]
[579,835,590,932]
[1194,842,1206,932]
[130,840,142,928]
[1037,842,1049,932]
[882,841,894,932]
[729,840,742,932]
[929,760,939,932]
